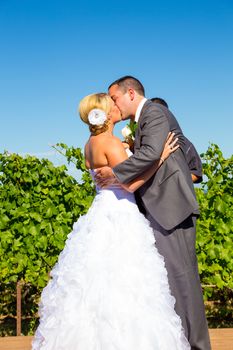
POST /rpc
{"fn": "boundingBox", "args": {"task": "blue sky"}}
[0,0,232,172]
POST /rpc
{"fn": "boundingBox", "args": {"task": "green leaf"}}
[30,212,42,222]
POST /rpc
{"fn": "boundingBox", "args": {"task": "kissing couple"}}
[32,76,211,350]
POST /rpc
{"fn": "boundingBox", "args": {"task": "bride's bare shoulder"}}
[104,136,128,167]
[88,134,123,148]
[107,135,124,147]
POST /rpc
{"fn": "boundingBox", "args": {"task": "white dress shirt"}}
[135,98,147,123]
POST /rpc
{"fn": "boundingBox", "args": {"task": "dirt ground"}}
[0,329,233,350]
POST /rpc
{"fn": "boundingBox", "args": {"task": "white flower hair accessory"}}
[88,109,107,126]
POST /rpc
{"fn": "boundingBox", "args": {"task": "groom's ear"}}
[128,88,135,101]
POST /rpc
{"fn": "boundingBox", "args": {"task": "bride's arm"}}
[105,133,179,193]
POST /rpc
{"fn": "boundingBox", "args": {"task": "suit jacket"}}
[183,136,203,183]
[113,100,199,230]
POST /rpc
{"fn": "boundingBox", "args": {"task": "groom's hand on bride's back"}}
[94,166,116,188]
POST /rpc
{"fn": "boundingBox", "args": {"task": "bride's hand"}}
[161,132,179,162]
[122,142,130,150]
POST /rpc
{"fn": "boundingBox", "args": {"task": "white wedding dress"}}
[32,170,190,350]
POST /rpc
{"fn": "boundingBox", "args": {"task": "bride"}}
[32,93,190,350]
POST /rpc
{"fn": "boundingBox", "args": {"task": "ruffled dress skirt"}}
[32,186,190,350]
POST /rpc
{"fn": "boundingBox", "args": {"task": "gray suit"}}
[113,101,211,350]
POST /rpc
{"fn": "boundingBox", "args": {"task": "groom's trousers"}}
[147,214,211,350]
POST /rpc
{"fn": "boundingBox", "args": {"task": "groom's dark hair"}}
[108,76,145,96]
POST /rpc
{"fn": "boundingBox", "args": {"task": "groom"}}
[96,76,211,350]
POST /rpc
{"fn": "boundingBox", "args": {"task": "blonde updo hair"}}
[79,93,112,136]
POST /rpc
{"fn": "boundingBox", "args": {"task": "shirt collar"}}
[135,98,147,123]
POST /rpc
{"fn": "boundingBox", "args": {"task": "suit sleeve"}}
[185,142,203,182]
[113,105,169,184]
